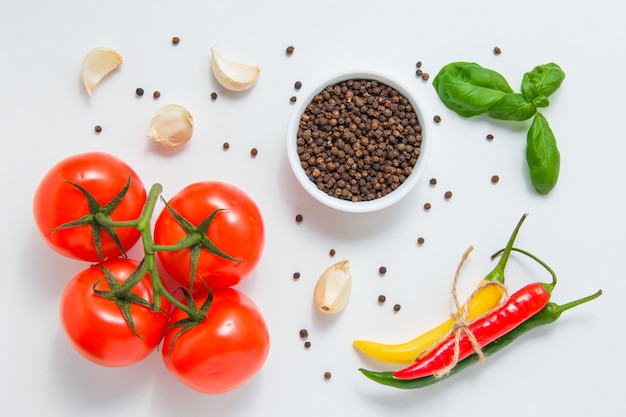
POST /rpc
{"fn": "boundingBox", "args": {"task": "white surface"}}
[1,1,624,416]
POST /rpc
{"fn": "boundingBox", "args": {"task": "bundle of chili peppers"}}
[355,214,602,389]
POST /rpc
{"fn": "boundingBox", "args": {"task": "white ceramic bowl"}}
[286,69,430,213]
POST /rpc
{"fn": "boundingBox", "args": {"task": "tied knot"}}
[433,246,508,378]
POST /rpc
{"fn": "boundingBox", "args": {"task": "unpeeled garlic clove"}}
[210,48,260,92]
[314,260,352,314]
[147,104,194,147]
[81,47,123,96]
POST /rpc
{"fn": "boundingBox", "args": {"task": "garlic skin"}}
[147,104,194,147]
[81,47,123,96]
[314,260,352,314]
[211,48,260,92]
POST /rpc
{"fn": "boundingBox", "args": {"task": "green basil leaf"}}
[521,63,565,102]
[526,112,560,194]
[488,93,536,121]
[433,62,514,117]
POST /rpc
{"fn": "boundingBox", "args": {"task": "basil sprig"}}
[433,62,565,195]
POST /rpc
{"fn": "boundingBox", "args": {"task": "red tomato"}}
[33,152,146,262]
[161,288,270,394]
[60,258,171,367]
[154,181,264,290]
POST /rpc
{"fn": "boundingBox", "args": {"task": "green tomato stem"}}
[102,182,203,321]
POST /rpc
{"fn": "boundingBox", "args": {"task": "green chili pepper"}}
[358,290,601,389]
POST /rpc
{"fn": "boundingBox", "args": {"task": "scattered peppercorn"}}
[94,125,102,133]
[423,202,431,211]
[378,266,387,275]
[299,329,309,339]
[294,81,302,90]
[444,190,453,199]
[494,46,502,55]
[416,61,422,68]
[296,79,423,202]
[324,372,332,380]
[329,249,336,257]
[421,73,430,81]
[295,214,303,223]
[293,272,301,280]
[290,96,297,103]
[286,45,295,55]
[172,36,180,45]
[153,90,161,99]
[433,115,441,123]
[378,295,387,304]
[304,341,311,349]
[135,87,144,97]
[415,69,423,77]
[491,175,500,184]
[393,304,402,312]
[417,237,425,245]
[486,133,494,141]
[429,178,437,186]
[222,142,230,150]
[250,148,258,157]
[211,92,218,100]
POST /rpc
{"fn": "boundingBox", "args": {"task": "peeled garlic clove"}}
[211,48,260,92]
[81,47,123,96]
[147,104,194,147]
[314,260,352,314]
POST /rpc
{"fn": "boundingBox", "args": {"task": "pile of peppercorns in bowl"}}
[286,69,430,213]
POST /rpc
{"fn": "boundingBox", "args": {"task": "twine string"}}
[433,246,508,378]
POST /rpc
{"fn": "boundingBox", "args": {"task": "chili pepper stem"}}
[554,289,602,316]
[491,246,557,292]
[485,213,528,284]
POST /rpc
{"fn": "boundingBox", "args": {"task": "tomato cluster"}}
[33,152,270,394]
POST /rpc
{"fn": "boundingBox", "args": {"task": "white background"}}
[1,1,624,416]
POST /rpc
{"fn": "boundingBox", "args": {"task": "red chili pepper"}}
[392,281,552,380]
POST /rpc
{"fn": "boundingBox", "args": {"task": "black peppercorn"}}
[296,79,423,202]
[293,272,301,280]
[135,87,144,97]
[172,36,180,45]
[94,125,102,133]
[286,45,295,55]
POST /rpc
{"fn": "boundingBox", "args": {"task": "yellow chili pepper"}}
[353,281,505,364]
[353,214,528,365]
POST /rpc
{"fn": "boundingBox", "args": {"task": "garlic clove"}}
[314,260,352,314]
[147,104,194,147]
[81,47,123,96]
[210,48,260,92]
